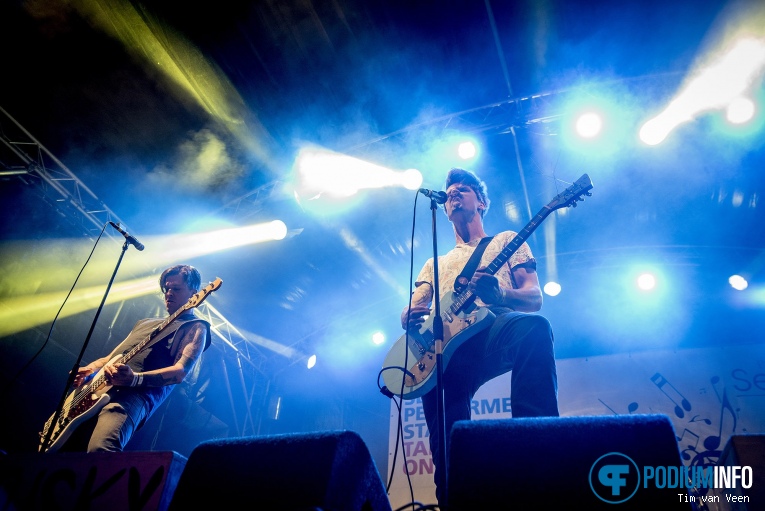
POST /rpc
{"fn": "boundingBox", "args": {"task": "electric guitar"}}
[381,174,593,400]
[38,277,223,453]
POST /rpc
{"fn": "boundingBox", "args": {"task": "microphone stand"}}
[41,239,132,453]
[428,197,448,507]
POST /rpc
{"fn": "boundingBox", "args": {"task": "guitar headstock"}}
[548,174,593,211]
[185,277,224,310]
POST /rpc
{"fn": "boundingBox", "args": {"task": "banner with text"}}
[387,343,765,508]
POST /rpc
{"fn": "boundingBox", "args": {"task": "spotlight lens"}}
[457,141,476,159]
[729,274,748,290]
[575,113,602,138]
[726,97,755,124]
[269,220,288,240]
[543,281,561,296]
[401,168,423,191]
[637,273,656,291]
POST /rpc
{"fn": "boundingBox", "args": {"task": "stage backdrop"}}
[387,343,765,508]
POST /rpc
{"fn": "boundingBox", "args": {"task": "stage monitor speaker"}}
[447,414,692,510]
[706,434,765,510]
[0,450,186,511]
[168,429,392,511]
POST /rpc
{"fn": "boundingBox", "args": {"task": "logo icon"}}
[589,452,640,504]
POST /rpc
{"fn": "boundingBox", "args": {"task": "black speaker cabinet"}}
[168,429,391,511]
[0,450,186,511]
[447,414,692,510]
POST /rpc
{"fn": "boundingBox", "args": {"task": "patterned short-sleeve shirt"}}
[410,231,536,309]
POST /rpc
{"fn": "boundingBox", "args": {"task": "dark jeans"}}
[421,309,559,505]
[60,388,156,453]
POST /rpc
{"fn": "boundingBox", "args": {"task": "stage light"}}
[401,168,424,191]
[726,97,756,124]
[163,220,290,258]
[0,221,292,337]
[640,37,765,145]
[372,332,386,345]
[636,273,657,291]
[0,275,160,337]
[294,146,422,201]
[729,274,748,291]
[575,112,603,138]
[307,354,317,369]
[544,281,562,297]
[457,141,477,159]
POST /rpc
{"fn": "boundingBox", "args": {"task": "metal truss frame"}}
[0,105,130,241]
[0,104,273,437]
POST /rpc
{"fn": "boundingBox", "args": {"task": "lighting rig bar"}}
[0,106,271,420]
[0,105,131,242]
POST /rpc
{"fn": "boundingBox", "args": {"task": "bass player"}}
[53,264,212,453]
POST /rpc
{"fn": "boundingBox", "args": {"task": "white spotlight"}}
[543,281,562,296]
[372,332,385,345]
[401,168,424,191]
[295,147,419,199]
[575,113,603,138]
[457,141,477,159]
[726,97,756,124]
[729,274,748,290]
[267,220,288,240]
[637,273,656,291]
[639,37,765,145]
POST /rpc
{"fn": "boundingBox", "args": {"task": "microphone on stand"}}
[419,188,447,204]
[108,221,145,251]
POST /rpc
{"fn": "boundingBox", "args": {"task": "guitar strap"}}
[106,315,208,362]
[453,235,495,293]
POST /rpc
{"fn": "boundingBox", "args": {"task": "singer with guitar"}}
[400,168,560,504]
[47,264,213,453]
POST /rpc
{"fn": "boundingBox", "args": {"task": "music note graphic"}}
[676,428,700,462]
[598,398,640,415]
[689,414,712,425]
[651,372,692,418]
[703,388,738,451]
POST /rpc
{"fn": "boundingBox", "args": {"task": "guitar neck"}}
[447,205,552,315]
[484,205,552,277]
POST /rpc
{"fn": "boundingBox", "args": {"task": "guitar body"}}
[40,356,118,453]
[382,293,495,400]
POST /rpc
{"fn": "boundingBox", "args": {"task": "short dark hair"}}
[159,264,202,293]
[445,168,490,217]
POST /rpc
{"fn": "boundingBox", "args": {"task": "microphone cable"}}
[1,222,109,398]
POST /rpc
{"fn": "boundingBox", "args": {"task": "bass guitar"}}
[381,174,593,400]
[38,277,223,453]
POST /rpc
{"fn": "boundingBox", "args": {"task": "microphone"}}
[419,188,447,204]
[109,221,145,251]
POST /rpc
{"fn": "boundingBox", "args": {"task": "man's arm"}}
[471,266,543,312]
[401,281,433,331]
[103,322,208,388]
[503,266,543,312]
[141,322,207,387]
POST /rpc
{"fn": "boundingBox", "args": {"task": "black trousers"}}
[421,309,559,505]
